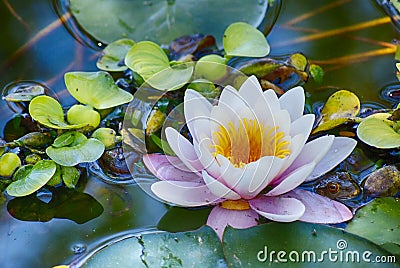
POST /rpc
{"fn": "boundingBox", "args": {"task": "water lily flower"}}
[144,76,357,239]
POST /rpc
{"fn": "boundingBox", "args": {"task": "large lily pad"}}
[346,197,400,247]
[223,22,270,57]
[313,90,360,134]
[46,132,105,166]
[64,71,133,109]
[223,222,395,267]
[6,160,57,197]
[97,38,135,71]
[69,0,270,46]
[357,116,400,148]
[79,226,224,267]
[125,41,193,91]
[29,95,87,129]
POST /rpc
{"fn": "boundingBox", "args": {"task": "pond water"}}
[0,0,399,267]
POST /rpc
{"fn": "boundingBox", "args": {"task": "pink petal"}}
[143,154,203,183]
[282,189,353,224]
[266,162,315,196]
[151,181,220,207]
[249,195,305,222]
[165,127,203,173]
[202,170,241,200]
[279,86,305,121]
[309,137,357,180]
[206,205,259,240]
[184,89,212,142]
[288,135,334,179]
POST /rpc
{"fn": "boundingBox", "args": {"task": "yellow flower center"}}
[212,118,290,167]
[220,200,250,210]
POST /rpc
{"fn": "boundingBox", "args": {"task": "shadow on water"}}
[0,0,400,266]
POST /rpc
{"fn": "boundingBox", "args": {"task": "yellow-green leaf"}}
[357,117,400,148]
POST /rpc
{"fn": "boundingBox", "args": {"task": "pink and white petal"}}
[194,138,222,179]
[209,105,236,135]
[269,110,291,137]
[202,170,241,200]
[309,137,357,180]
[275,134,306,179]
[165,127,203,173]
[249,196,305,222]
[151,181,220,207]
[184,89,212,142]
[238,75,264,107]
[266,162,316,196]
[207,205,259,239]
[286,135,334,178]
[282,189,353,223]
[290,114,315,137]
[252,95,275,128]
[262,89,281,112]
[279,86,305,121]
[218,85,247,112]
[143,154,203,183]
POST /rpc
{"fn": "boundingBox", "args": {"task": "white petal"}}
[151,181,220,206]
[202,170,241,200]
[268,109,291,137]
[165,127,203,173]
[309,137,357,180]
[194,138,221,178]
[266,162,316,196]
[184,89,212,142]
[279,86,305,121]
[249,196,305,222]
[286,135,334,177]
[262,89,280,112]
[238,75,263,107]
[290,114,315,137]
[218,85,247,112]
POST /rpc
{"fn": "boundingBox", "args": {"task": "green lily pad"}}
[6,160,57,197]
[61,166,80,189]
[313,90,360,134]
[80,226,224,268]
[194,54,228,82]
[46,132,105,166]
[223,222,394,267]
[2,84,45,102]
[97,38,135,71]
[157,206,212,232]
[310,64,324,84]
[125,41,193,91]
[66,104,101,129]
[346,198,400,246]
[357,117,400,148]
[64,71,133,109]
[29,95,87,129]
[69,0,270,46]
[223,22,269,57]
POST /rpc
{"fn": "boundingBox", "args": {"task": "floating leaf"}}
[223,222,393,267]
[97,38,135,71]
[79,226,224,268]
[0,152,21,178]
[61,166,80,189]
[346,198,400,249]
[29,96,88,129]
[46,132,105,166]
[313,90,360,134]
[6,160,57,197]
[194,54,228,82]
[2,84,44,102]
[67,104,101,129]
[91,128,122,149]
[310,64,324,84]
[157,207,212,232]
[146,109,166,135]
[64,71,133,109]
[188,79,221,99]
[68,0,270,46]
[357,117,400,148]
[125,41,193,91]
[223,22,269,57]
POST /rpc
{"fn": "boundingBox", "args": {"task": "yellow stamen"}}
[221,200,250,210]
[212,118,290,167]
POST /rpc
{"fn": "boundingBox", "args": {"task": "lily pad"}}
[29,95,87,129]
[6,160,57,197]
[64,71,133,109]
[79,226,224,268]
[2,84,44,102]
[46,132,105,166]
[97,38,135,71]
[223,22,270,57]
[125,41,193,91]
[313,90,360,134]
[194,54,228,82]
[157,206,212,232]
[357,117,400,148]
[346,198,400,248]
[223,222,394,267]
[69,0,270,46]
